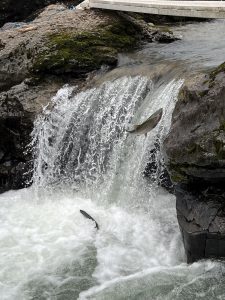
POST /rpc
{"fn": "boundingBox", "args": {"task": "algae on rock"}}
[33,22,139,76]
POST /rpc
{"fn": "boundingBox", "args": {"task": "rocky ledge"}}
[0,4,178,193]
[164,63,225,262]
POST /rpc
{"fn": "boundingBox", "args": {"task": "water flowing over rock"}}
[32,76,183,194]
[0,3,178,193]
[164,63,225,262]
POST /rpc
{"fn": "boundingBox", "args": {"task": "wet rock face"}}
[0,79,69,193]
[176,183,225,263]
[164,71,225,184]
[144,140,174,193]
[0,86,32,192]
[164,64,225,262]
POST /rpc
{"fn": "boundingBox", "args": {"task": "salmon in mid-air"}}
[127,108,163,136]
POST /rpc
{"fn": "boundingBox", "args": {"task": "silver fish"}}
[80,210,99,230]
[127,108,163,136]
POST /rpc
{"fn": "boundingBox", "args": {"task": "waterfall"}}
[0,75,190,300]
[3,18,225,299]
[31,76,183,204]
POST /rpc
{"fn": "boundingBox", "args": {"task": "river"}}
[1,19,225,300]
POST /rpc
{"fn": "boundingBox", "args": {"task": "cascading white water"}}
[31,76,151,191]
[3,19,225,300]
[31,76,182,205]
[1,73,225,300]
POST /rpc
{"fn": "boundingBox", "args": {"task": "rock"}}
[0,78,76,193]
[0,39,5,50]
[0,5,179,91]
[164,63,225,262]
[176,185,225,263]
[144,140,174,193]
[0,5,160,91]
[164,70,225,184]
[153,30,180,43]
[0,0,82,27]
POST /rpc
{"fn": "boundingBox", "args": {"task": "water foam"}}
[2,76,213,300]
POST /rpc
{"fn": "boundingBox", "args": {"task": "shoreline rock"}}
[164,63,225,262]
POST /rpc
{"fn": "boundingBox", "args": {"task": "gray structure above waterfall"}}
[79,0,225,19]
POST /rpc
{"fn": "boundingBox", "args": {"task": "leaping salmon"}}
[80,210,99,230]
[127,108,163,136]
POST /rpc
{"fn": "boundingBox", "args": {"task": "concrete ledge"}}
[89,0,225,18]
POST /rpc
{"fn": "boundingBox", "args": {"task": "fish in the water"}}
[80,210,99,230]
[127,108,163,136]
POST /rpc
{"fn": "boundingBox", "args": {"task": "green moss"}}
[214,139,225,160]
[187,143,198,154]
[208,61,225,89]
[197,89,208,98]
[168,163,189,184]
[219,120,225,132]
[178,88,188,102]
[33,20,139,75]
[171,173,188,184]
[210,62,225,82]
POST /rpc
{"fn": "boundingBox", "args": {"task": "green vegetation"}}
[168,163,189,184]
[209,61,225,82]
[33,21,139,75]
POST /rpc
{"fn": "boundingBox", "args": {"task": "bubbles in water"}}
[32,76,151,191]
[3,74,223,300]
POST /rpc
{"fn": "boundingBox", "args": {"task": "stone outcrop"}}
[0,79,69,192]
[164,63,225,262]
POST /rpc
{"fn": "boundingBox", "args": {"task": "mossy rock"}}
[209,61,225,82]
[33,21,139,76]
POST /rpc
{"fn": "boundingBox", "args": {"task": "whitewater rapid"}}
[1,73,225,300]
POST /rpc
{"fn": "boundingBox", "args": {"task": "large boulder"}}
[164,63,225,262]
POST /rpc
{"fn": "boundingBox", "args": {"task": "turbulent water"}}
[1,19,225,300]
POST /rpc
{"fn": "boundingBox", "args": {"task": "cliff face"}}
[164,64,225,262]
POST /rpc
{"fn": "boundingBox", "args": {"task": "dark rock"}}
[0,79,68,193]
[144,139,174,193]
[164,63,225,262]
[0,0,82,27]
[153,31,181,43]
[176,184,225,263]
[164,70,225,185]
[0,39,5,50]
